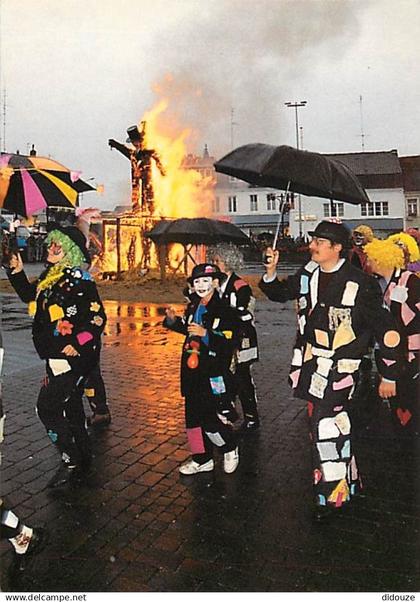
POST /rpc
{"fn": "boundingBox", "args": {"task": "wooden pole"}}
[158,244,167,281]
[116,217,121,279]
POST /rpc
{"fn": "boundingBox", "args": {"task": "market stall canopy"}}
[214,144,370,205]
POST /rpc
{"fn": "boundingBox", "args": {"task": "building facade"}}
[399,155,420,230]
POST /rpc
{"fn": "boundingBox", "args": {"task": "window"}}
[250,194,258,211]
[408,198,418,217]
[228,195,237,212]
[324,202,344,217]
[212,196,220,213]
[361,203,374,216]
[266,194,276,211]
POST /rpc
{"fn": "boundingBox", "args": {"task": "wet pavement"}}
[0,292,419,592]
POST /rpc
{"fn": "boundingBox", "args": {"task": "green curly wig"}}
[46,229,86,268]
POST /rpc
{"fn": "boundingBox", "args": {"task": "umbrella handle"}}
[272,180,291,250]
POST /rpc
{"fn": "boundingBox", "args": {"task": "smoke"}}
[147,0,366,156]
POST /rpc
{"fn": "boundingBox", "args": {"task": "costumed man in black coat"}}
[259,221,402,520]
[7,224,107,488]
[164,263,240,475]
[208,243,260,432]
[364,237,420,435]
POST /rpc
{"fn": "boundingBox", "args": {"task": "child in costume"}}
[164,263,239,475]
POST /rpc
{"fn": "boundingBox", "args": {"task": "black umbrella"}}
[214,143,370,205]
[146,218,250,246]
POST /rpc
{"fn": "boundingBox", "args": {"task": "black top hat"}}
[308,221,351,248]
[47,222,91,264]
[187,263,226,285]
[126,125,143,144]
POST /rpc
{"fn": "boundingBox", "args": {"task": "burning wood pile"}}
[99,100,215,279]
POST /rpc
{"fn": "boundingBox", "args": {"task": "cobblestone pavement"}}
[0,293,418,592]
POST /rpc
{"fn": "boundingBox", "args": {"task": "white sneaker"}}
[223,447,239,474]
[179,459,214,475]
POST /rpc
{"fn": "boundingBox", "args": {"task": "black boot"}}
[9,527,48,577]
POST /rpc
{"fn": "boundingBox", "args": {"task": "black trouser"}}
[185,393,237,464]
[37,367,91,467]
[235,362,259,422]
[84,362,109,415]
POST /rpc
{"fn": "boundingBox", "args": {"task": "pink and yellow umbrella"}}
[0,152,96,217]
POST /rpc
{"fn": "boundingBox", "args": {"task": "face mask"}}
[193,276,214,298]
[353,233,365,247]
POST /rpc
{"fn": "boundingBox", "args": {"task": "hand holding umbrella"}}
[263,247,280,278]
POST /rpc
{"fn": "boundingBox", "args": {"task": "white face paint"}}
[193,276,214,298]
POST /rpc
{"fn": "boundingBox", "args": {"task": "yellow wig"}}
[387,232,420,262]
[364,239,405,270]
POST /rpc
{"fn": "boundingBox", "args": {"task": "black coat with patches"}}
[9,266,106,376]
[259,259,403,403]
[164,292,239,401]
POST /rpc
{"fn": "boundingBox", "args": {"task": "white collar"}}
[219,273,232,294]
[320,258,345,273]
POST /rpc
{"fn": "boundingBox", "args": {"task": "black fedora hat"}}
[308,221,351,247]
[47,222,91,264]
[187,263,226,285]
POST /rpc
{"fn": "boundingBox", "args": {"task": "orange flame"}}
[141,99,215,219]
[99,85,216,275]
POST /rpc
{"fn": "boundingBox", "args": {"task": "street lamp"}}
[285,100,307,238]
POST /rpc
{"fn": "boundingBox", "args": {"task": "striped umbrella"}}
[0,152,96,217]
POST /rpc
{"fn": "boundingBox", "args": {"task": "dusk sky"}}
[1,0,419,210]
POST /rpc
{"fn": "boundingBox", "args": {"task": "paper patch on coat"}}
[49,304,65,322]
[328,307,351,332]
[332,321,356,350]
[316,357,333,378]
[291,348,303,367]
[318,417,340,440]
[321,461,347,482]
[340,440,351,459]
[77,331,93,346]
[298,315,306,335]
[337,359,361,373]
[332,374,354,391]
[314,329,329,348]
[401,303,415,326]
[289,369,300,389]
[48,358,72,376]
[304,344,313,362]
[334,411,351,435]
[309,372,328,399]
[304,260,318,273]
[212,318,220,329]
[383,330,400,348]
[209,376,226,395]
[408,333,420,351]
[341,281,359,306]
[298,296,307,310]
[316,442,339,461]
[382,358,396,367]
[390,285,408,304]
[312,346,335,359]
[300,275,309,294]
[222,330,233,339]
